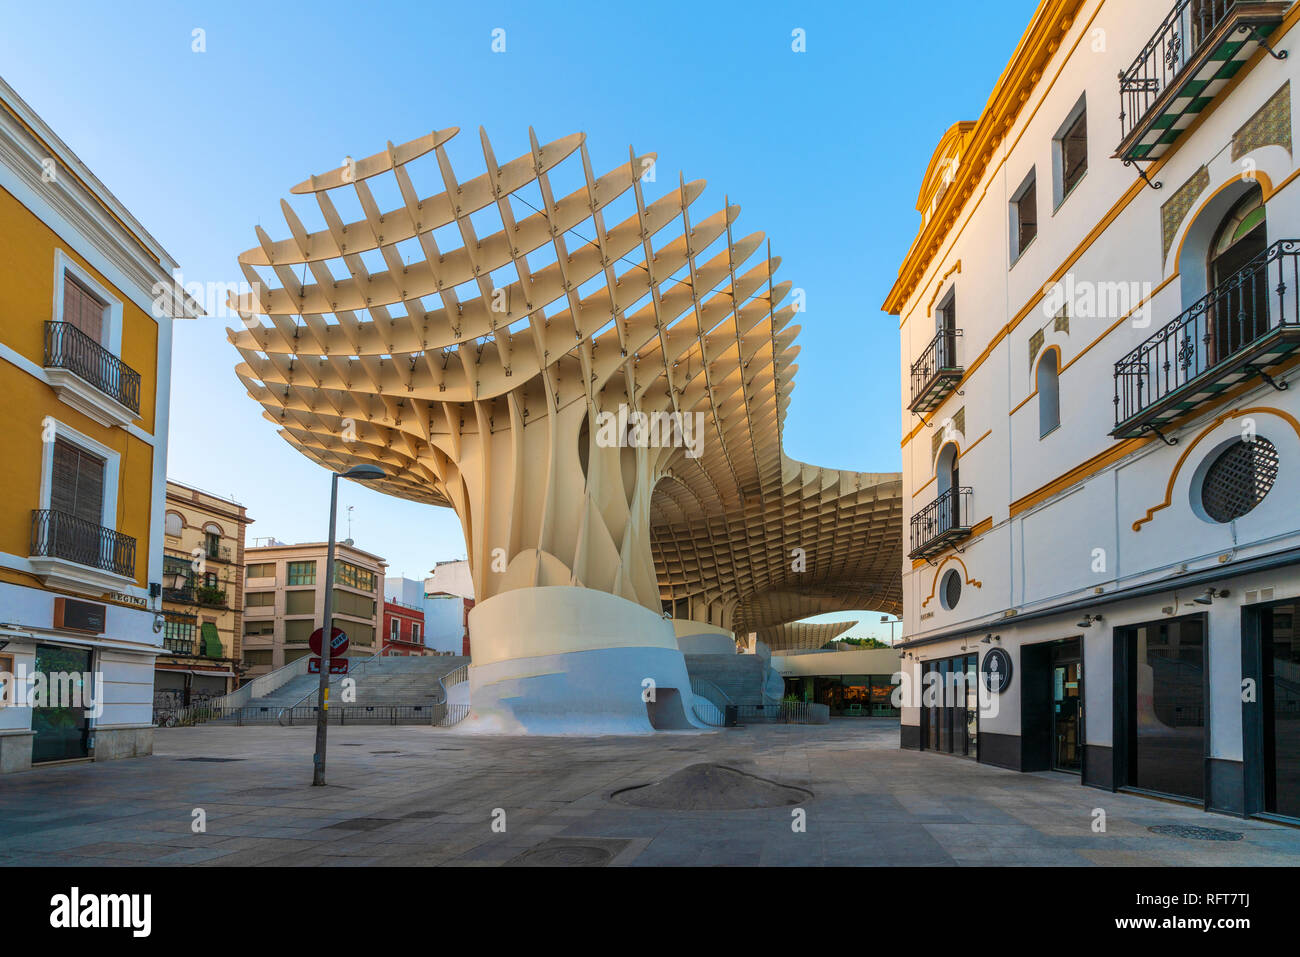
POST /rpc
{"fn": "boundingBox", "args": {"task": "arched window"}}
[1208,186,1268,363]
[164,511,183,537]
[935,442,961,528]
[1037,350,1060,438]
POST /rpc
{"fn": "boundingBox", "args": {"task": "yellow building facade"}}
[0,76,197,772]
[154,482,253,706]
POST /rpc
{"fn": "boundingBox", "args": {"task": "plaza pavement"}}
[1,720,1298,866]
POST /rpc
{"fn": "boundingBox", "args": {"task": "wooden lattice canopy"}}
[228,127,902,634]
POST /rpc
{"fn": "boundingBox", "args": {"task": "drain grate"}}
[1148,824,1244,842]
[505,837,629,867]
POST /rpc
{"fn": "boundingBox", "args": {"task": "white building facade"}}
[885,0,1300,821]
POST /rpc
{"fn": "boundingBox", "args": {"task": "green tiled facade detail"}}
[1029,328,1045,374]
[1162,166,1211,261]
[1232,81,1292,161]
[932,406,965,459]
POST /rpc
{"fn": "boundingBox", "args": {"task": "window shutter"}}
[50,437,105,524]
[63,274,105,343]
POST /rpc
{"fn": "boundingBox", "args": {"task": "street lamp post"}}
[881,615,900,646]
[312,463,385,787]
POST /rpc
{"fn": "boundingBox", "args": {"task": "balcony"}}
[43,321,142,427]
[909,329,964,414]
[909,486,972,561]
[1117,1,1289,164]
[163,636,198,656]
[1113,239,1300,439]
[29,508,137,593]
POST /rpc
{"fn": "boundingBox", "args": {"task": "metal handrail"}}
[433,663,470,727]
[1119,0,1241,146]
[1114,239,1300,429]
[43,321,141,413]
[910,328,963,406]
[29,508,136,578]
[909,486,972,556]
[276,649,385,724]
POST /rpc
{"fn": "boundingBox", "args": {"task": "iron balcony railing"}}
[909,328,963,412]
[44,321,141,414]
[1120,0,1238,145]
[30,508,137,578]
[909,486,972,560]
[1113,239,1300,436]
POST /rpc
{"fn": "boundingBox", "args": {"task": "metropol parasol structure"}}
[228,126,902,732]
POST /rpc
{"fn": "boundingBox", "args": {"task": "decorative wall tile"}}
[1232,81,1292,162]
[1161,165,1210,261]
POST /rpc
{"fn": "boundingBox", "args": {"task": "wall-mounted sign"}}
[53,597,106,634]
[981,647,1013,694]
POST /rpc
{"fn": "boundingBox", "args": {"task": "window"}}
[244,620,275,636]
[334,560,375,591]
[285,590,315,615]
[411,622,421,644]
[204,529,221,558]
[53,252,123,355]
[245,591,274,607]
[244,649,273,665]
[390,619,400,642]
[287,560,316,585]
[939,569,962,610]
[936,290,957,367]
[284,619,314,643]
[1199,438,1279,522]
[332,590,376,619]
[246,562,275,579]
[1037,350,1061,437]
[1010,170,1038,262]
[164,512,183,537]
[62,274,107,344]
[348,622,375,647]
[1053,97,1088,206]
[164,616,196,653]
[51,437,105,525]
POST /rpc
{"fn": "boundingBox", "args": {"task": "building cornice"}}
[0,75,201,320]
[882,0,1089,316]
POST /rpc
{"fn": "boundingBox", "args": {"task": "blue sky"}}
[3,0,1034,641]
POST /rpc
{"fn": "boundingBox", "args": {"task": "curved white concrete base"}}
[458,586,712,735]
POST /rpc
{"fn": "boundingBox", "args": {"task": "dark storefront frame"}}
[30,643,95,764]
[784,674,901,717]
[1242,599,1300,823]
[919,653,978,759]
[1113,613,1210,808]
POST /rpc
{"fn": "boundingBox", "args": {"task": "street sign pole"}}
[312,472,340,786]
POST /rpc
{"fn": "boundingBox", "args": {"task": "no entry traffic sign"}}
[308,625,349,658]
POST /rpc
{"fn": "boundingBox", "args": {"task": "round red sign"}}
[308,626,349,658]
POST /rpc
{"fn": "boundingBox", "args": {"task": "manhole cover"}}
[325,818,395,831]
[1148,824,1244,842]
[178,757,245,762]
[505,838,628,867]
[612,763,812,810]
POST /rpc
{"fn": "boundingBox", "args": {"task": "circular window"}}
[1200,438,1279,523]
[939,569,962,610]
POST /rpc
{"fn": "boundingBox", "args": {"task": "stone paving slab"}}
[0,721,1297,866]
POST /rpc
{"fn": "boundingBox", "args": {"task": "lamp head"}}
[341,463,386,481]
